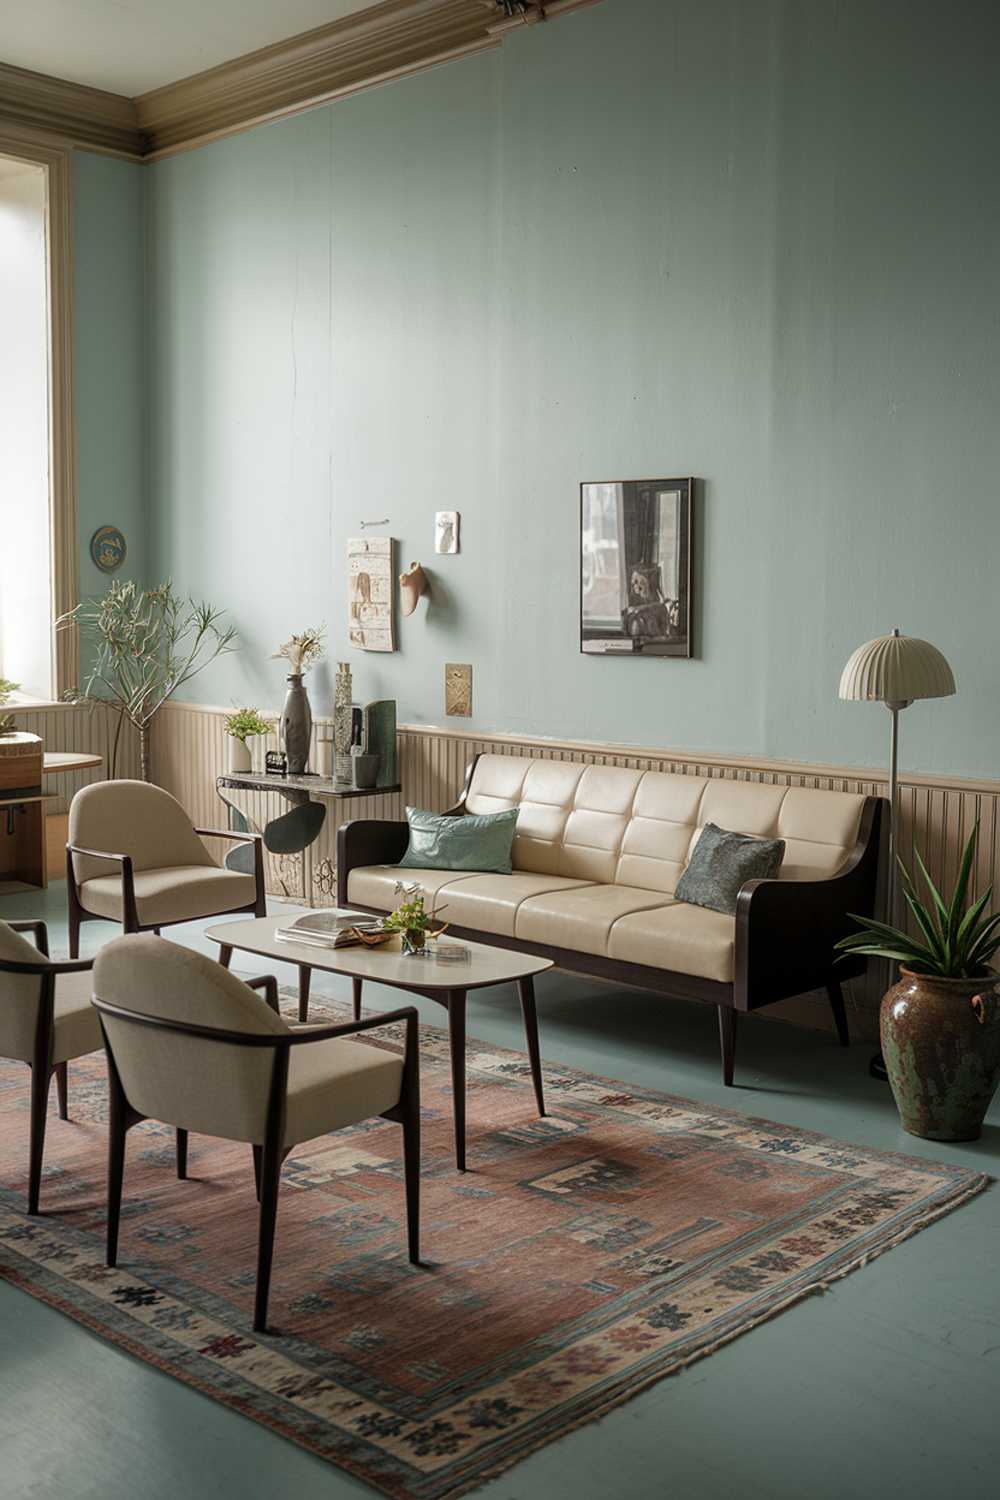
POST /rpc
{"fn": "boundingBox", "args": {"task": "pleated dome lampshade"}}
[839,628,956,708]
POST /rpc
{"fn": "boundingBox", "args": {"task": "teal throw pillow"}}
[675,823,785,915]
[397,806,518,875]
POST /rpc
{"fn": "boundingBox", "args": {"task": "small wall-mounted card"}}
[445,662,472,717]
[435,511,459,554]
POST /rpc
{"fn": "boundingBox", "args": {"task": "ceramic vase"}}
[280,674,312,775]
[226,737,252,775]
[880,968,1000,1141]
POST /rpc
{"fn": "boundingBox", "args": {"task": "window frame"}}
[0,128,78,703]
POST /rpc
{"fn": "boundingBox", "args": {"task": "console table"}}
[216,770,403,907]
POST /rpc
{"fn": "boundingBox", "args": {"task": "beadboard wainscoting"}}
[151,700,1000,1041]
[7,702,139,813]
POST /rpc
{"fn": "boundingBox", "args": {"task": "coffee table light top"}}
[206,912,552,992]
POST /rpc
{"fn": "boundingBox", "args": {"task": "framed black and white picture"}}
[580,478,694,657]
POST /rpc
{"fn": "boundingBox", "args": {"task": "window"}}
[0,137,76,704]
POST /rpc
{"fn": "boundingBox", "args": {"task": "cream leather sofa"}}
[337,754,883,1083]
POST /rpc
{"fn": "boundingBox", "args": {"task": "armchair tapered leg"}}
[718,1006,738,1087]
[402,1086,420,1267]
[68,907,80,960]
[176,1128,188,1179]
[55,1061,68,1120]
[27,1064,52,1215]
[252,1144,262,1202]
[106,1078,128,1268]
[254,1142,283,1333]
[352,976,363,1022]
[298,966,311,1024]
[826,978,850,1047]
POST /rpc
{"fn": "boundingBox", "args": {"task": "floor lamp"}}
[838,628,956,1079]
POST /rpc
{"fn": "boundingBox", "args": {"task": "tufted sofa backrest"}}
[464,754,867,893]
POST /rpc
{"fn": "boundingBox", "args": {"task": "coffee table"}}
[205,913,553,1170]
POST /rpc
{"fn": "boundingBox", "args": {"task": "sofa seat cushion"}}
[515,885,674,957]
[79,866,257,926]
[347,865,479,912]
[608,903,736,983]
[432,873,599,939]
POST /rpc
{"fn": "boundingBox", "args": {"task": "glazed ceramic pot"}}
[226,737,252,775]
[880,968,1000,1141]
[279,674,312,775]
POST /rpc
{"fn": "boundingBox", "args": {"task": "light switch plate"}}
[445,662,472,717]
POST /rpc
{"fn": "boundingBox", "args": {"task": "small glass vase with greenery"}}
[384,881,449,955]
[0,677,20,735]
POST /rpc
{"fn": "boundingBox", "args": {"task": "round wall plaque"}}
[90,525,127,573]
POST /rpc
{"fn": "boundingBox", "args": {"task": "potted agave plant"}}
[836,822,1000,1141]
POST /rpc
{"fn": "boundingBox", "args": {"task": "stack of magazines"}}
[274,910,392,950]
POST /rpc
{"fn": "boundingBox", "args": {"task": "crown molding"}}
[0,62,144,160]
[0,0,603,164]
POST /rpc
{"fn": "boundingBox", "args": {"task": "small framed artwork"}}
[348,536,396,652]
[435,511,459,554]
[90,525,127,573]
[580,478,694,657]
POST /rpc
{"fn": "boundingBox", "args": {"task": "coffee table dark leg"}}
[218,944,233,969]
[352,976,363,1021]
[517,975,546,1116]
[448,989,467,1172]
[298,965,311,1023]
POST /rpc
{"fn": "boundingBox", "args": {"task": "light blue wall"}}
[143,0,1000,779]
[73,150,146,598]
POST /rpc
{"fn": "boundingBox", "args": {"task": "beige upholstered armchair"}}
[0,919,102,1213]
[92,935,420,1333]
[67,780,266,958]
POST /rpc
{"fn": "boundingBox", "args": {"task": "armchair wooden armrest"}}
[0,953,94,977]
[244,974,280,1014]
[336,820,410,905]
[195,827,266,914]
[8,919,49,956]
[65,844,138,929]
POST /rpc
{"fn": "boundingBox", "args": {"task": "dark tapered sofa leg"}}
[718,1006,737,1086]
[826,978,850,1047]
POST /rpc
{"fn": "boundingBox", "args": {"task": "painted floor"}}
[1,882,997,1500]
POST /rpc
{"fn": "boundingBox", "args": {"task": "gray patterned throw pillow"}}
[674,823,785,915]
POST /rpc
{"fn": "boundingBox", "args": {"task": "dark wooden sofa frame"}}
[337,755,884,1084]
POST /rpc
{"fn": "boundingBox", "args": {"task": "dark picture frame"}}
[580,478,694,657]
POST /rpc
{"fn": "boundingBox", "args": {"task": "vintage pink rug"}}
[0,996,987,1499]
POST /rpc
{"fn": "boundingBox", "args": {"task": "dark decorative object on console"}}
[264,750,287,777]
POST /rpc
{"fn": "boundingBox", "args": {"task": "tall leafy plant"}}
[59,581,236,780]
[836,822,1000,979]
